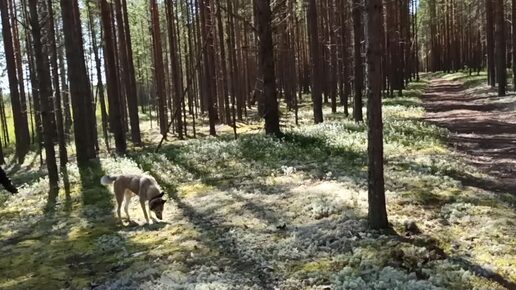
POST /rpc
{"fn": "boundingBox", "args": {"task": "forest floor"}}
[422,74,516,194]
[0,73,515,290]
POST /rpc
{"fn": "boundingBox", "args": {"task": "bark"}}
[166,0,184,139]
[485,0,496,86]
[0,0,30,162]
[10,0,32,148]
[57,24,72,136]
[116,0,141,145]
[513,0,516,89]
[100,0,127,154]
[255,0,281,136]
[215,0,230,125]
[200,0,218,136]
[21,0,42,147]
[149,0,168,137]
[86,0,110,151]
[47,0,68,167]
[352,0,364,122]
[60,0,98,166]
[29,0,59,193]
[495,0,506,96]
[365,0,388,229]
[307,0,324,123]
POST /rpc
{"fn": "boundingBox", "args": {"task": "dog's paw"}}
[127,220,140,227]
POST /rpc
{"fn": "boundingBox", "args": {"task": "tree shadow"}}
[421,81,516,196]
[383,98,421,108]
[0,160,157,289]
[388,230,516,290]
[386,157,515,209]
[129,131,373,288]
[61,166,73,213]
[165,189,278,289]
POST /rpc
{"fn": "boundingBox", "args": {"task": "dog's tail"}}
[100,175,117,186]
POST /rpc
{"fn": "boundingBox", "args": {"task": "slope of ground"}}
[0,75,514,290]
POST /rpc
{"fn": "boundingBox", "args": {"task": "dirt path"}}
[422,78,516,194]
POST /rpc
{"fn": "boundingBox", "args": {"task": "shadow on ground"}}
[421,78,516,194]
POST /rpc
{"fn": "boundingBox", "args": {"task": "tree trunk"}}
[513,0,516,90]
[100,0,127,154]
[29,0,59,194]
[307,0,324,124]
[60,0,97,166]
[57,25,72,136]
[365,0,388,229]
[10,0,32,149]
[166,0,184,139]
[47,0,68,167]
[0,0,30,162]
[495,0,506,96]
[200,0,218,136]
[215,0,230,125]
[352,0,364,122]
[115,0,141,145]
[86,0,110,151]
[21,0,42,148]
[149,0,169,138]
[255,0,281,136]
[485,0,496,86]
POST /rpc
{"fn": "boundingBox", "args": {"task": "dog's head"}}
[149,192,166,220]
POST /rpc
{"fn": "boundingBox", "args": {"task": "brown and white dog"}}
[101,174,166,224]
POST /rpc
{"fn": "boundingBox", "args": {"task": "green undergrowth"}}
[0,76,514,289]
[442,71,488,89]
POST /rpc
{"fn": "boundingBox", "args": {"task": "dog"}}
[0,167,17,193]
[101,174,166,224]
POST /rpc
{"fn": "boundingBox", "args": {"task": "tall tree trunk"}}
[215,0,230,125]
[29,0,59,194]
[365,0,388,229]
[10,0,32,149]
[115,0,141,145]
[226,0,238,137]
[47,0,68,167]
[60,0,97,166]
[200,0,218,136]
[166,0,184,139]
[485,0,496,86]
[513,0,516,90]
[21,0,41,147]
[0,0,30,162]
[57,25,72,136]
[0,89,9,147]
[87,0,110,151]
[339,1,351,116]
[307,0,324,124]
[495,0,506,96]
[149,0,168,138]
[100,0,127,154]
[328,0,338,113]
[352,0,364,122]
[255,0,281,136]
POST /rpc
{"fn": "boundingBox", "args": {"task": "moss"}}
[0,209,21,219]
[177,182,213,198]
[1,74,515,289]
[299,259,334,273]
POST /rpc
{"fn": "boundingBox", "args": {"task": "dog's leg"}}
[140,200,150,224]
[117,202,122,222]
[124,191,132,222]
[114,186,124,222]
